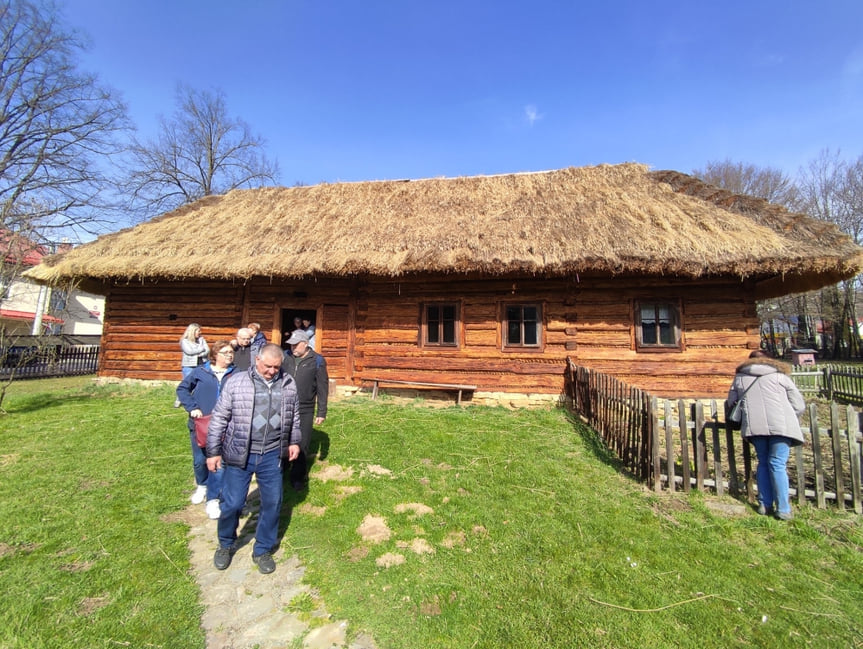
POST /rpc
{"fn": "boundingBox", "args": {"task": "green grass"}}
[2,379,863,649]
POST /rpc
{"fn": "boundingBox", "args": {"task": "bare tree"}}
[0,0,130,244]
[795,149,863,358]
[124,84,279,218]
[0,0,130,409]
[692,159,800,208]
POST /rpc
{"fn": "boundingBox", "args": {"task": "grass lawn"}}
[1,378,862,649]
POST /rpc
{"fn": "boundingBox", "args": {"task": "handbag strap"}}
[734,373,763,404]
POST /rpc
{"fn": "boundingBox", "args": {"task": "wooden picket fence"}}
[791,364,863,406]
[564,359,863,514]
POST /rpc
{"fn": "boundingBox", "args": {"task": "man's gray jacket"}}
[207,367,302,467]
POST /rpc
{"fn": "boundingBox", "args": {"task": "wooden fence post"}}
[847,405,862,515]
[830,402,846,511]
[693,401,706,491]
[650,396,661,491]
[678,399,691,493]
[664,400,675,493]
[809,404,826,509]
[710,401,724,497]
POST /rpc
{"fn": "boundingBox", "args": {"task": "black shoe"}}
[213,546,234,570]
[252,552,276,574]
[757,504,774,516]
[291,480,308,492]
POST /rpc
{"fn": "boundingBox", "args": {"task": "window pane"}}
[523,306,538,322]
[442,305,456,320]
[640,305,657,344]
[443,319,455,343]
[524,321,538,345]
[427,324,439,343]
[507,320,521,345]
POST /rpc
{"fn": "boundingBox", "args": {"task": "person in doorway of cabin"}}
[247,322,267,354]
[231,327,254,371]
[293,316,303,333]
[206,344,301,574]
[281,329,328,491]
[301,317,316,350]
[176,340,235,518]
[727,349,805,520]
[176,323,209,406]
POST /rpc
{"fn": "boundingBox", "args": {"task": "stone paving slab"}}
[182,484,378,649]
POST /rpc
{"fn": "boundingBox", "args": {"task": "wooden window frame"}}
[419,302,461,348]
[501,302,544,352]
[633,299,684,352]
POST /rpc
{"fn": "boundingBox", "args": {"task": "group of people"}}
[175,320,328,574]
[175,317,806,573]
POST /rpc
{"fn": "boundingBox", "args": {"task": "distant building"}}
[1,231,104,337]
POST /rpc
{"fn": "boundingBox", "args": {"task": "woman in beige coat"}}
[727,350,805,520]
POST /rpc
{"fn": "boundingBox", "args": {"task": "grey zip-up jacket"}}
[727,358,805,445]
[207,366,302,467]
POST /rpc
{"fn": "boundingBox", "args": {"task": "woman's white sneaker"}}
[205,499,221,519]
[190,485,207,504]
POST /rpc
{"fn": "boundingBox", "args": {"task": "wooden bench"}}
[369,378,477,405]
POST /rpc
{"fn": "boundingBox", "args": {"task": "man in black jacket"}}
[282,329,328,490]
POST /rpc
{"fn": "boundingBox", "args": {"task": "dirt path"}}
[173,482,378,649]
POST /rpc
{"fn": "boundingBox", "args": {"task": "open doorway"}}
[281,308,316,350]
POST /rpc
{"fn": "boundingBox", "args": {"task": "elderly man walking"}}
[206,344,301,574]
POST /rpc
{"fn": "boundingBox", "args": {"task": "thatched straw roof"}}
[25,163,863,296]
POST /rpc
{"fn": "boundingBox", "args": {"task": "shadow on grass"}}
[562,408,642,483]
[3,392,97,414]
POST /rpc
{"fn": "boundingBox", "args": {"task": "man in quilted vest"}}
[206,344,301,574]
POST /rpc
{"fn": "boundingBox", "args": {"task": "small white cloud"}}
[524,104,544,126]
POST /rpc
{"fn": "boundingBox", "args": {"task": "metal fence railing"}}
[0,345,100,379]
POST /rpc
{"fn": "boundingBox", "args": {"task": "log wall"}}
[96,274,759,397]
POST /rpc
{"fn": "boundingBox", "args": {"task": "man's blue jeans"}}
[750,436,792,515]
[189,429,223,501]
[218,449,284,557]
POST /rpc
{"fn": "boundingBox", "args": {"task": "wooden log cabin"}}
[25,164,863,403]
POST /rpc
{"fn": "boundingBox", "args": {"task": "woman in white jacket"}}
[727,350,805,520]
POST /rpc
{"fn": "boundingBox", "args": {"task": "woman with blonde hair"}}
[175,323,209,407]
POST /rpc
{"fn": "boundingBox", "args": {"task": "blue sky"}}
[62,0,863,186]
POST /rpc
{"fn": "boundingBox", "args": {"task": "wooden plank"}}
[678,399,691,492]
[847,405,862,515]
[651,396,661,492]
[710,401,724,497]
[694,401,706,491]
[809,405,826,509]
[830,402,846,511]
[664,400,675,492]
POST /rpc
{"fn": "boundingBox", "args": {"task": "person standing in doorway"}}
[727,350,805,520]
[302,317,316,350]
[206,344,301,574]
[282,329,328,491]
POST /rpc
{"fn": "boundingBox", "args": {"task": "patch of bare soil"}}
[60,560,94,573]
[357,515,391,543]
[396,538,434,555]
[77,595,110,617]
[298,503,326,517]
[346,546,370,562]
[161,508,197,525]
[0,454,19,468]
[334,485,363,501]
[375,552,405,568]
[441,531,466,549]
[316,463,355,482]
[394,503,434,517]
[364,464,392,477]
